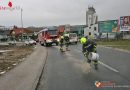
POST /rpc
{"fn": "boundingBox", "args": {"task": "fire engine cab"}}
[38,28,60,46]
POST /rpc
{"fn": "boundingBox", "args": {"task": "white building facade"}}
[84,6,99,39]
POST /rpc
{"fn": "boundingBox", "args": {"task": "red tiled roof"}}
[10,28,33,35]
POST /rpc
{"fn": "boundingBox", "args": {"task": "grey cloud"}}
[0,0,130,27]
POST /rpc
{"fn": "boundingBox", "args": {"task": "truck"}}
[38,27,60,46]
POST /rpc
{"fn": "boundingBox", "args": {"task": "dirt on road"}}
[0,45,34,75]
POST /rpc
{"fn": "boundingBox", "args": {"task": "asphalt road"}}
[37,44,130,90]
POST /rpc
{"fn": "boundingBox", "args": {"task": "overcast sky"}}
[0,0,130,27]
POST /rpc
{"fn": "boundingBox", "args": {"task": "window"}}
[89,32,91,35]
[94,27,97,31]
[48,30,57,35]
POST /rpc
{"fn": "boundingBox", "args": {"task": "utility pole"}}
[21,8,23,41]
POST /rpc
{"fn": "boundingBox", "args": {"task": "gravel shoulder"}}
[0,45,34,75]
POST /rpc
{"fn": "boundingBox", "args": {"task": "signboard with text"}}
[98,20,118,33]
[119,16,130,31]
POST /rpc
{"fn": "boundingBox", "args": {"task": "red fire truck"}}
[38,27,60,46]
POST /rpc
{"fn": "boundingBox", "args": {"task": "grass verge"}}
[97,39,130,51]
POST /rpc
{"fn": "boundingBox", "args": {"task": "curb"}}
[33,48,48,90]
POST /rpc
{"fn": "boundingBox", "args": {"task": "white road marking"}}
[99,61,119,73]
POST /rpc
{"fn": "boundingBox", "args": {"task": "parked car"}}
[8,40,16,45]
[24,39,36,45]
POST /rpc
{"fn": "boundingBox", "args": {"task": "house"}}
[10,26,34,41]
[58,25,65,35]
[84,24,99,39]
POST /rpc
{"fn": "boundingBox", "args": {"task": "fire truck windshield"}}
[48,30,57,35]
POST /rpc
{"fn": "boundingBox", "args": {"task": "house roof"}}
[10,28,33,35]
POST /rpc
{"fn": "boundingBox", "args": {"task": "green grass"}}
[97,39,130,51]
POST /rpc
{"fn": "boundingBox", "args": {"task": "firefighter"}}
[80,36,97,63]
[59,34,64,51]
[64,33,70,51]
